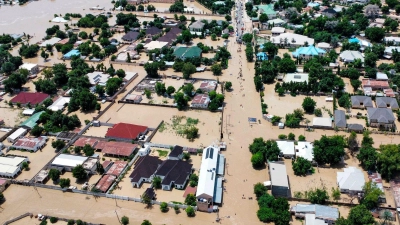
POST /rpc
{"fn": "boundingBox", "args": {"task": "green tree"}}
[185,193,196,206]
[257,207,274,222]
[347,131,359,154]
[160,202,169,212]
[278,57,296,73]
[259,13,269,23]
[72,164,87,180]
[155,82,166,95]
[144,62,159,78]
[211,63,222,75]
[121,216,129,225]
[288,133,295,140]
[185,206,195,217]
[224,81,232,90]
[174,92,188,110]
[181,29,192,43]
[365,27,385,42]
[313,135,345,165]
[152,176,162,189]
[350,79,361,92]
[361,181,384,209]
[82,144,94,156]
[59,178,70,188]
[242,33,253,43]
[3,72,28,93]
[49,168,61,181]
[302,97,316,113]
[52,140,66,151]
[141,220,152,225]
[166,86,175,95]
[357,146,377,171]
[257,193,275,208]
[347,204,375,225]
[307,188,329,204]
[254,182,267,198]
[30,125,44,137]
[292,157,312,176]
[377,144,400,180]
[251,152,265,168]
[182,62,196,79]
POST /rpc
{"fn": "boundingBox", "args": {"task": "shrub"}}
[288,133,295,140]
[278,134,287,139]
[50,217,58,223]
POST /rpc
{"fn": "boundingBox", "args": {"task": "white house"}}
[47,97,70,111]
[337,167,365,194]
[7,128,28,143]
[0,156,29,178]
[383,46,400,59]
[295,142,314,161]
[271,33,315,47]
[138,145,151,156]
[86,72,110,86]
[339,51,364,63]
[19,63,39,74]
[271,27,285,36]
[196,145,224,211]
[191,94,210,109]
[51,154,98,173]
[384,36,400,45]
[125,94,142,103]
[276,141,295,158]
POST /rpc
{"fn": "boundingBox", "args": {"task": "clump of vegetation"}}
[160,116,200,141]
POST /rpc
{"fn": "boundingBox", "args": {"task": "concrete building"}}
[376,97,399,110]
[367,108,395,129]
[334,110,346,128]
[196,145,225,212]
[384,36,400,45]
[47,97,70,111]
[129,155,162,188]
[189,21,205,32]
[51,154,98,173]
[105,123,148,141]
[11,136,48,152]
[295,142,314,162]
[154,160,193,190]
[199,80,217,93]
[362,79,390,90]
[337,167,365,194]
[292,46,326,59]
[271,33,314,47]
[271,27,285,36]
[125,94,142,103]
[7,128,27,143]
[351,96,373,109]
[19,63,39,74]
[0,156,29,178]
[87,72,110,86]
[339,51,364,63]
[284,73,309,83]
[276,141,295,158]
[291,204,339,224]
[168,145,184,160]
[191,94,210,109]
[268,162,290,197]
[10,92,49,106]
[312,117,332,128]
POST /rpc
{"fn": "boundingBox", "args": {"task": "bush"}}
[254,182,267,198]
[160,202,169,212]
[298,135,306,141]
[185,206,195,217]
[314,108,322,117]
[278,134,287,139]
[50,217,58,223]
[288,133,295,140]
[121,216,129,225]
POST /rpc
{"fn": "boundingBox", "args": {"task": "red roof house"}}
[74,137,99,148]
[96,141,137,157]
[10,92,49,106]
[95,174,116,193]
[105,123,148,140]
[106,161,128,177]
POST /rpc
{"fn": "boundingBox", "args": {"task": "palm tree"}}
[42,68,53,80]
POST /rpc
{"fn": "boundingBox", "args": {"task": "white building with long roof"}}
[196,145,225,211]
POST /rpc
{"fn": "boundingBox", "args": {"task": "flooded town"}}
[0,0,400,224]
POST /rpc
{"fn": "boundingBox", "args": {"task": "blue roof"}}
[292,46,326,57]
[349,37,360,43]
[257,52,268,61]
[213,177,223,204]
[217,154,225,175]
[64,49,80,58]
[307,2,320,7]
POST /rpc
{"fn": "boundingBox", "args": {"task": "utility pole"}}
[115,210,122,224]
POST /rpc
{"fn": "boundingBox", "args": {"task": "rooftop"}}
[12,136,47,149]
[334,110,346,128]
[129,155,162,183]
[74,137,99,148]
[277,141,295,156]
[295,142,314,161]
[284,73,309,83]
[95,174,116,192]
[269,162,289,188]
[20,111,45,129]
[340,51,364,62]
[291,204,339,221]
[106,160,127,177]
[19,63,38,71]
[191,94,210,105]
[173,46,202,59]
[87,72,110,86]
[11,92,49,105]
[96,141,137,157]
[105,123,148,140]
[376,97,399,109]
[337,167,365,192]
[169,145,183,158]
[143,41,169,50]
[367,108,395,123]
[155,160,193,186]
[271,33,314,46]
[52,154,88,168]
[292,46,326,57]
[196,146,221,199]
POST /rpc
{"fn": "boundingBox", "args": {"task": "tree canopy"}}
[313,135,346,165]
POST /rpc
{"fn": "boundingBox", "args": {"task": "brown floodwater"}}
[0,0,113,43]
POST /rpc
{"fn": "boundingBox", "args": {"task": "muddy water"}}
[0,0,113,43]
